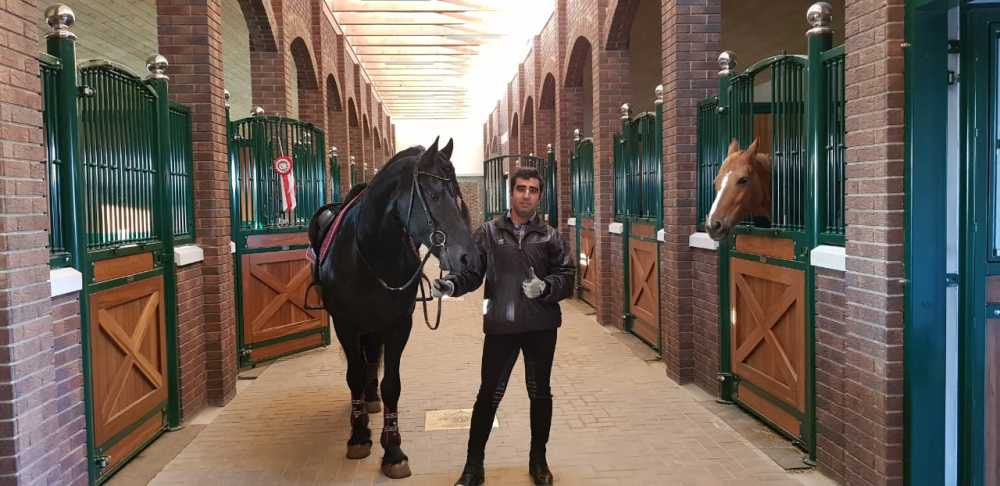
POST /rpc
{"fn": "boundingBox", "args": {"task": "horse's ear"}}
[746,138,759,159]
[419,137,440,168]
[727,138,740,156]
[441,138,454,159]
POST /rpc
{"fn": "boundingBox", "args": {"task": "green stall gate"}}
[228,114,331,368]
[570,133,596,306]
[613,88,664,351]
[482,150,558,225]
[695,29,845,457]
[41,22,195,483]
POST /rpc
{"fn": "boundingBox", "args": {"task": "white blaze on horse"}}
[705,138,773,241]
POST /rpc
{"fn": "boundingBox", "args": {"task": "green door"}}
[962,8,1000,485]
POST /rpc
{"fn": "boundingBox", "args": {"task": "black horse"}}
[307,138,478,478]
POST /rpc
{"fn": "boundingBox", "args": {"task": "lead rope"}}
[407,234,444,331]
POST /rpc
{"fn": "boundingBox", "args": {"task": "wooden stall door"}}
[89,273,167,473]
[241,246,327,363]
[627,222,659,348]
[579,217,597,306]
[730,257,806,437]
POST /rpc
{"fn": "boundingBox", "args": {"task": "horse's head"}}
[706,138,772,241]
[405,137,478,274]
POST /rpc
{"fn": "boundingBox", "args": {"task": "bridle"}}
[356,156,467,330]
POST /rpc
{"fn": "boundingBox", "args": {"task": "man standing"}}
[432,167,575,486]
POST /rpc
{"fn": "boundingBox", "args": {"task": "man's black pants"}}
[466,329,557,466]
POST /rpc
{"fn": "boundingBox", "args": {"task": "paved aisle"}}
[150,270,818,486]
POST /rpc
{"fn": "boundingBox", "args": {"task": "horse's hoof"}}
[346,443,372,459]
[381,460,412,479]
[366,401,381,413]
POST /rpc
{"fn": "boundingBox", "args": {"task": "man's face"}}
[511,177,542,217]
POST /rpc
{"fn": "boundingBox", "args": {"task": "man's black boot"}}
[528,460,553,485]
[454,462,485,486]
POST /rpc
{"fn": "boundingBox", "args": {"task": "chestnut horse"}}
[705,138,772,241]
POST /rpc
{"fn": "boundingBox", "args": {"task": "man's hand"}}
[522,267,547,299]
[431,277,455,298]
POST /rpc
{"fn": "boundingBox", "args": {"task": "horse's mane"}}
[382,145,425,171]
[344,182,368,203]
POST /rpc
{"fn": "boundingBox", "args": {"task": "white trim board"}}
[688,232,719,251]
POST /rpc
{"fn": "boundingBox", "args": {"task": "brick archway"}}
[522,95,535,156]
[289,37,321,125]
[327,74,347,198]
[536,74,556,157]
[347,98,363,182]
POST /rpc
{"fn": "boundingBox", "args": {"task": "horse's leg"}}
[333,325,372,459]
[361,332,383,413]
[378,322,413,479]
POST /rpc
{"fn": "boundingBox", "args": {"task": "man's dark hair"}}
[509,167,544,193]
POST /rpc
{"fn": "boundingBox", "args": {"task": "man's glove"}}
[431,277,455,298]
[522,267,547,299]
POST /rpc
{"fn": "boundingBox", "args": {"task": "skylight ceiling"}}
[331,0,553,119]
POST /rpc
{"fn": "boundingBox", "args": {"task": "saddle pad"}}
[309,189,366,266]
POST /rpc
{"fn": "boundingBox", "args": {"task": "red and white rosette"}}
[273,155,297,212]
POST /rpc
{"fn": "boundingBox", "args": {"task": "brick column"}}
[157,0,238,406]
[842,0,905,484]
[0,2,88,483]
[659,0,720,384]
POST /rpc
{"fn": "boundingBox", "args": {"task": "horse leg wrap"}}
[350,400,369,429]
[380,412,401,448]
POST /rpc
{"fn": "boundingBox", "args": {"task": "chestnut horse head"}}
[705,138,772,241]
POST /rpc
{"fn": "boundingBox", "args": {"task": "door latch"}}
[945,273,959,288]
[94,455,110,470]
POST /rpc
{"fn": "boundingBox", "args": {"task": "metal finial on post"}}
[573,129,581,142]
[807,2,834,36]
[620,103,631,120]
[145,54,169,80]
[718,51,736,76]
[350,155,356,164]
[331,146,338,156]
[45,4,76,39]
[546,143,553,154]
[252,106,264,117]
[655,85,664,105]
[224,89,231,109]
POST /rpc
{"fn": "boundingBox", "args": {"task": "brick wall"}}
[176,263,206,419]
[660,0,720,383]
[157,0,238,406]
[842,0,905,484]
[691,248,719,395]
[458,177,485,231]
[221,0,253,117]
[51,294,88,485]
[816,268,848,483]
[38,0,158,75]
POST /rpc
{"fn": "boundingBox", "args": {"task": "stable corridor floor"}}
[144,281,833,486]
